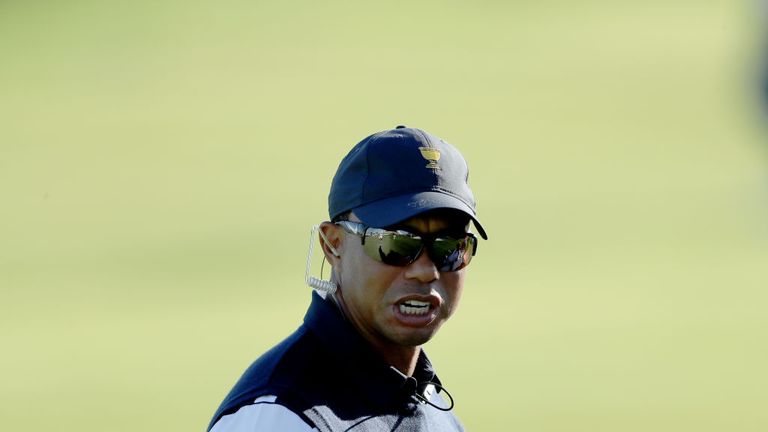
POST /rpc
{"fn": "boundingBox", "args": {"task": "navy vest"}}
[208,292,464,431]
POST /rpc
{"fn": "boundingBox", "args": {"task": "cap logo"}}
[418,147,441,170]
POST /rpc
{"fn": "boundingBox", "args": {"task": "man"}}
[208,126,487,431]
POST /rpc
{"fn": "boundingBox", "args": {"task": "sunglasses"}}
[335,221,478,272]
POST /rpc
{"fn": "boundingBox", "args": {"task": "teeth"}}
[404,300,430,307]
[399,300,431,315]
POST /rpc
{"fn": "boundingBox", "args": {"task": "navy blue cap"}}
[328,126,487,239]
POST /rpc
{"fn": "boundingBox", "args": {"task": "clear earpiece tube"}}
[305,225,337,294]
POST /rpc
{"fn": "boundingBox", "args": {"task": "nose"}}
[403,249,439,283]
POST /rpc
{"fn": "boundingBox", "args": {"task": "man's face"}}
[331,209,470,348]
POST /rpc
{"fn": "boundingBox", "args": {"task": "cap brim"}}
[351,191,488,240]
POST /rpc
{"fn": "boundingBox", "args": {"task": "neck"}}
[369,339,421,377]
[333,292,422,376]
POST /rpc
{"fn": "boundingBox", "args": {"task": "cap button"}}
[395,125,407,129]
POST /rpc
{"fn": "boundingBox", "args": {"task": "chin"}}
[391,328,439,347]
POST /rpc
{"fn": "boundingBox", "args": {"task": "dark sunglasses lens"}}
[363,233,423,266]
[431,237,475,272]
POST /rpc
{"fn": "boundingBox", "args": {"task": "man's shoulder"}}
[239,324,321,385]
[208,324,326,431]
[210,395,317,432]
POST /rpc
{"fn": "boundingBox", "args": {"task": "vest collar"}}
[303,291,443,410]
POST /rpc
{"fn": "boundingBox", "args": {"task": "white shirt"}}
[210,395,318,432]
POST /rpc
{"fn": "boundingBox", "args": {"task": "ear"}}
[318,222,343,266]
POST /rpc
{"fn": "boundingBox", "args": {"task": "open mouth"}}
[398,300,432,316]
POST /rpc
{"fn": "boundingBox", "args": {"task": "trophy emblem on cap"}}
[418,147,441,170]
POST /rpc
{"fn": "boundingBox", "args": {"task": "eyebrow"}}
[388,223,468,237]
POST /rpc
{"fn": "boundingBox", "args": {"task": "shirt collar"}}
[302,291,442,409]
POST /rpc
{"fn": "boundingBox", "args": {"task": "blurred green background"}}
[1,0,767,431]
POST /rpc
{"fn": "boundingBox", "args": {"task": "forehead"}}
[353,209,470,233]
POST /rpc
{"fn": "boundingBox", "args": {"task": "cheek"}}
[361,264,401,298]
[339,249,398,302]
[440,272,466,312]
